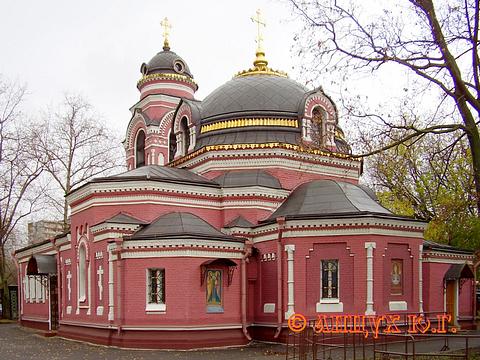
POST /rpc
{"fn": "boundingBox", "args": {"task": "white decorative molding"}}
[418,244,424,313]
[365,242,376,315]
[263,303,276,313]
[108,244,115,321]
[66,306,72,315]
[66,270,72,302]
[95,251,103,260]
[96,306,104,316]
[389,301,408,311]
[284,244,295,320]
[97,265,104,301]
[146,303,166,313]
[316,302,344,313]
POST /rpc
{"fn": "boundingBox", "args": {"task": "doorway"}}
[445,280,456,325]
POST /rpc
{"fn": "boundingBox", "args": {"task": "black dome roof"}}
[201,75,307,122]
[268,180,392,220]
[141,49,193,78]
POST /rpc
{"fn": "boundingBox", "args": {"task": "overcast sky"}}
[1,0,304,136]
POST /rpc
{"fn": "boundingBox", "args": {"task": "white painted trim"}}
[316,302,344,312]
[389,301,408,311]
[122,250,243,259]
[140,82,194,96]
[129,94,180,113]
[263,303,275,313]
[284,244,295,319]
[365,242,376,315]
[123,239,244,250]
[422,258,473,264]
[418,244,424,313]
[107,243,115,321]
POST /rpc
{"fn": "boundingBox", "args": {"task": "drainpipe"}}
[113,239,124,335]
[241,240,253,341]
[274,217,286,339]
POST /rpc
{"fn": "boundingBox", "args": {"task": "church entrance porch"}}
[444,263,475,327]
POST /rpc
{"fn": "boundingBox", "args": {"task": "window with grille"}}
[321,260,339,299]
[148,269,165,305]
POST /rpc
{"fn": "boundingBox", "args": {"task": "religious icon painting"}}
[206,269,223,313]
[391,259,403,295]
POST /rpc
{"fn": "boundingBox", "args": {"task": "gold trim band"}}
[137,73,198,88]
[169,142,357,167]
[200,118,298,134]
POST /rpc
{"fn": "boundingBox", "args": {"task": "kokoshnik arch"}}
[14,13,475,349]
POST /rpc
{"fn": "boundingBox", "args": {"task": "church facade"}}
[14,28,475,349]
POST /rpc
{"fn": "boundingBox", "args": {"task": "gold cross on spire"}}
[251,9,266,52]
[161,17,172,51]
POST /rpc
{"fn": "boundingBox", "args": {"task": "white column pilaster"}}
[107,243,115,321]
[419,244,424,314]
[365,242,376,315]
[284,244,295,319]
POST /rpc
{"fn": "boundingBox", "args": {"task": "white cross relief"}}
[97,266,104,301]
[66,270,72,302]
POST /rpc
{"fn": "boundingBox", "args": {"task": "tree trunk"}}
[0,245,11,319]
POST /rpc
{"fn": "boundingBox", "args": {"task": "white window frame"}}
[78,244,87,302]
[145,268,166,312]
[317,259,343,312]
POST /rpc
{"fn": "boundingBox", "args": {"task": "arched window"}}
[78,244,86,301]
[135,130,146,167]
[168,129,177,163]
[312,107,327,148]
[180,117,190,155]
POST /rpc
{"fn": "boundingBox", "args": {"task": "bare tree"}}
[0,76,44,319]
[32,94,124,228]
[288,0,480,213]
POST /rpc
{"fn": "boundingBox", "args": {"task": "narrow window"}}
[135,130,146,167]
[312,107,327,147]
[180,117,190,155]
[148,268,165,304]
[168,130,177,162]
[78,244,86,301]
[321,259,339,299]
[391,259,403,295]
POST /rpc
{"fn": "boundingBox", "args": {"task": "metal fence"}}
[286,313,480,360]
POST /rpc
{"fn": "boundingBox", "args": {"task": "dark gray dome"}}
[213,170,282,189]
[141,50,193,78]
[201,75,307,122]
[268,180,392,220]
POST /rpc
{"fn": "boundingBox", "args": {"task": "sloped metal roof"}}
[268,180,392,220]
[213,170,282,189]
[93,165,218,187]
[131,212,243,242]
[444,263,474,281]
[224,216,254,228]
[104,213,147,225]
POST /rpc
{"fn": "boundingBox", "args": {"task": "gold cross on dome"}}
[251,9,266,52]
[161,17,172,49]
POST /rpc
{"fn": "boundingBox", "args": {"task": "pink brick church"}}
[14,22,475,349]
